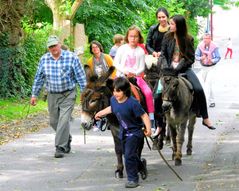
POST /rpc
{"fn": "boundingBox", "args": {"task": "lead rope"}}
[145,135,183,181]
[84,128,86,144]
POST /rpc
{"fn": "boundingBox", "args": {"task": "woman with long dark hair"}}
[160,15,215,130]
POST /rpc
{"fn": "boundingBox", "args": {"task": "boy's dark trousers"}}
[123,135,144,182]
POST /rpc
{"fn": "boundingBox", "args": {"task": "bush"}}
[0,24,53,99]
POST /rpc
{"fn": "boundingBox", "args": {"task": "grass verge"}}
[0,98,48,145]
[0,98,48,123]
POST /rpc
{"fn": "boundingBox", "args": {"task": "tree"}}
[0,0,29,46]
[44,0,84,41]
[0,0,34,98]
[75,0,151,52]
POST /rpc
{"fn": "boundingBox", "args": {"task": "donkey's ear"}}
[108,66,115,75]
[106,79,114,92]
[98,66,115,84]
[84,65,92,81]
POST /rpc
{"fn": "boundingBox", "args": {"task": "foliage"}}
[0,98,47,123]
[179,0,211,18]
[0,22,53,99]
[57,0,72,16]
[0,33,30,98]
[28,0,53,26]
[75,0,150,52]
[140,0,185,36]
[74,0,212,53]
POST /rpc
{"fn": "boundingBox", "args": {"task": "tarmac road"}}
[1,6,239,191]
[1,44,239,191]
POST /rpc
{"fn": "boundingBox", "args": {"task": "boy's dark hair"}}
[113,77,131,97]
[89,40,104,54]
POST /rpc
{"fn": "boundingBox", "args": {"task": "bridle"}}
[161,76,178,103]
[82,86,110,112]
[81,86,111,131]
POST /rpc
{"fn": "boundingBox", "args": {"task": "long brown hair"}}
[124,25,144,44]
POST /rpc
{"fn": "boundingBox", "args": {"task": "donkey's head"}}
[160,68,179,113]
[80,66,114,130]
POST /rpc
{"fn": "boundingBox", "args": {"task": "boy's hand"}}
[144,128,151,137]
[94,112,102,120]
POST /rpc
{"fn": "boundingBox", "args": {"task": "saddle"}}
[127,77,147,112]
[179,75,200,117]
[179,75,193,92]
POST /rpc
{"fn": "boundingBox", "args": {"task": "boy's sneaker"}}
[125,181,139,188]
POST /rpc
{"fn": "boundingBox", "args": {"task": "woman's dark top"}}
[146,24,168,54]
[160,32,195,73]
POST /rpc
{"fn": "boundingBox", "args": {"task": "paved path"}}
[1,55,239,191]
[1,5,239,191]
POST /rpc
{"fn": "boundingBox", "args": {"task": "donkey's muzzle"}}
[81,121,93,130]
[162,101,172,113]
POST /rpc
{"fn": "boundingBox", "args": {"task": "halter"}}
[82,86,110,113]
[161,76,178,103]
[81,85,111,131]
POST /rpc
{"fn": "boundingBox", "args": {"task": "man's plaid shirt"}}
[32,50,86,97]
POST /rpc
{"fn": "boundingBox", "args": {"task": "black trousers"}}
[185,68,208,119]
[123,135,144,183]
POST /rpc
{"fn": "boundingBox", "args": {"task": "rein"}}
[146,136,183,181]
[82,85,111,132]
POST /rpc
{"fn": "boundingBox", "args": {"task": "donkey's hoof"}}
[115,169,123,178]
[175,159,182,166]
[187,149,192,155]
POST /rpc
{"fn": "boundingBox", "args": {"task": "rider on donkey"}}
[113,25,157,133]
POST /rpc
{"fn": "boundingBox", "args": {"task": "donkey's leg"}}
[165,125,171,145]
[175,123,186,166]
[169,126,177,161]
[186,115,196,155]
[110,125,124,178]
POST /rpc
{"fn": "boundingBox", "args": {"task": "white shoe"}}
[93,126,100,132]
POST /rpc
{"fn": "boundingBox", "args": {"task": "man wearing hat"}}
[30,35,87,158]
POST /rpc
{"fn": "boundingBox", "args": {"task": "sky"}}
[213,5,239,39]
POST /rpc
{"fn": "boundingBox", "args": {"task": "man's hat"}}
[47,35,60,48]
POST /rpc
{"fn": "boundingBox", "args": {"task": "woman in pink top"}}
[114,25,155,130]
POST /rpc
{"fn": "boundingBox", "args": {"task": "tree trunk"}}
[44,0,84,40]
[0,0,27,46]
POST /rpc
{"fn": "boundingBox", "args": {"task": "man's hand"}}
[30,97,37,106]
